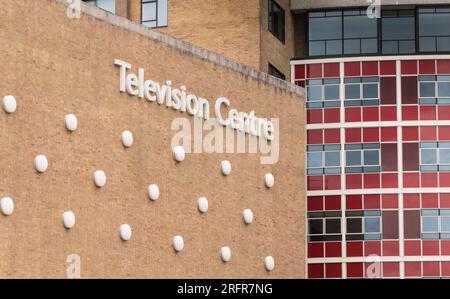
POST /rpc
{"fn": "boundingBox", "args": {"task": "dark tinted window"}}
[269,0,285,43]
[419,7,450,52]
[382,10,415,54]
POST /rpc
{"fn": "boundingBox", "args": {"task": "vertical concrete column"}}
[127,0,141,23]
[115,0,128,18]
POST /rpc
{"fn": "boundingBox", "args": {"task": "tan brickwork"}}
[260,0,295,81]
[0,0,305,278]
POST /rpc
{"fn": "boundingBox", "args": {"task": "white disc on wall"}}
[220,246,231,262]
[64,114,78,132]
[173,146,185,162]
[148,184,160,201]
[0,197,14,216]
[221,160,231,176]
[2,95,16,113]
[62,211,76,229]
[197,197,208,213]
[264,173,275,188]
[173,235,184,252]
[120,224,132,241]
[34,155,48,173]
[264,256,275,272]
[243,209,254,224]
[93,170,106,188]
[121,130,133,148]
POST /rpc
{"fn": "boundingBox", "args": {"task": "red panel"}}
[380,106,397,121]
[308,264,324,279]
[325,263,342,278]
[403,173,420,188]
[307,196,323,211]
[346,195,362,210]
[347,242,363,257]
[307,176,323,191]
[363,127,379,143]
[421,173,438,188]
[364,194,380,210]
[380,127,397,142]
[440,173,450,187]
[442,262,450,277]
[325,242,342,257]
[380,61,396,75]
[308,242,324,258]
[363,107,379,122]
[404,240,421,256]
[325,195,341,211]
[423,262,440,277]
[295,64,305,79]
[382,194,398,209]
[420,106,437,121]
[323,63,339,77]
[441,194,450,209]
[307,130,323,144]
[437,60,450,74]
[307,109,323,124]
[345,62,360,76]
[382,173,398,188]
[362,61,378,76]
[401,60,417,74]
[346,174,362,189]
[324,129,340,144]
[420,126,437,141]
[383,262,400,278]
[347,263,364,278]
[402,127,419,141]
[382,241,399,256]
[441,240,450,255]
[345,128,361,143]
[405,262,422,277]
[307,64,322,78]
[423,240,440,256]
[438,106,450,120]
[402,76,418,104]
[422,193,439,208]
[363,173,380,189]
[325,175,341,190]
[402,106,418,121]
[419,60,436,74]
[345,107,362,122]
[323,108,340,123]
[364,241,381,256]
[404,193,420,208]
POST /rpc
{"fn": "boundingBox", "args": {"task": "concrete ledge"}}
[53,0,305,98]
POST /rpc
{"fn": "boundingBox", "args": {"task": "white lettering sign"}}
[114,59,275,141]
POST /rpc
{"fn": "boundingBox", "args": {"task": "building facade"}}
[0,0,305,278]
[291,1,450,278]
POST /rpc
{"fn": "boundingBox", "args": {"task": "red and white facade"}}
[292,56,450,278]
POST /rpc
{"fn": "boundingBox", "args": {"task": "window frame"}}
[268,0,286,44]
[82,0,115,14]
[305,5,450,58]
[141,0,168,29]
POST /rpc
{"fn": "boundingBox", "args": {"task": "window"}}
[419,7,450,52]
[308,11,343,56]
[268,0,285,43]
[306,78,340,108]
[346,210,382,241]
[343,9,378,55]
[308,211,342,241]
[83,0,115,14]
[141,0,168,28]
[419,75,450,105]
[345,143,380,173]
[268,63,286,80]
[382,10,415,54]
[344,77,379,106]
[420,142,450,172]
[307,144,341,175]
[421,209,450,239]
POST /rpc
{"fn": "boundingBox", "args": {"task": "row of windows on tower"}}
[83,0,168,28]
[309,7,450,56]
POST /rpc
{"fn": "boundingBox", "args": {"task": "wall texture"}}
[0,0,305,278]
[260,0,295,81]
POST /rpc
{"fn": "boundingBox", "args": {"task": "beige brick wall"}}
[156,0,262,70]
[0,0,305,278]
[260,0,295,81]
